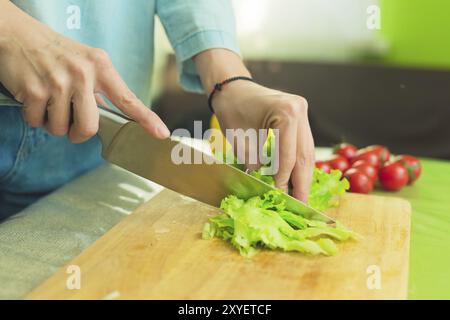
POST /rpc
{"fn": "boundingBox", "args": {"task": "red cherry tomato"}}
[351,160,378,182]
[362,145,391,164]
[379,161,409,191]
[394,155,422,184]
[351,150,381,169]
[333,143,358,161]
[328,155,350,173]
[315,160,331,174]
[344,168,374,194]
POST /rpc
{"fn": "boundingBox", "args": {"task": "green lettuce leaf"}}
[308,169,349,211]
[249,170,275,186]
[250,167,348,212]
[202,180,357,257]
[205,130,355,257]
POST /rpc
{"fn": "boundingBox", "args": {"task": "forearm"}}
[0,1,24,25]
[0,1,15,37]
[194,49,251,94]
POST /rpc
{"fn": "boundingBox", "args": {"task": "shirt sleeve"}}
[156,0,241,93]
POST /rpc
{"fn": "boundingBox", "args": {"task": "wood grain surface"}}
[27,189,411,300]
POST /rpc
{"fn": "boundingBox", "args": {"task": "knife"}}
[0,83,334,223]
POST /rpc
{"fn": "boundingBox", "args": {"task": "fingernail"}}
[157,125,170,138]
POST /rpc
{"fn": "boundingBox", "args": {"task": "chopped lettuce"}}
[249,170,275,187]
[202,169,357,257]
[308,169,349,212]
[205,132,355,257]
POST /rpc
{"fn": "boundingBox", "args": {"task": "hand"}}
[213,81,315,202]
[0,1,169,143]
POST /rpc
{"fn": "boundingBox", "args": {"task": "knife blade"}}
[98,108,335,223]
[0,82,334,223]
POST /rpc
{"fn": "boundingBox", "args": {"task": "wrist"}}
[212,80,268,114]
[0,2,49,38]
[204,68,252,94]
[0,1,20,24]
[195,49,251,93]
[207,76,255,112]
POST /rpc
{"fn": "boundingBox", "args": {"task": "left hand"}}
[212,80,315,202]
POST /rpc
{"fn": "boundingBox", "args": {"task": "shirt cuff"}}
[173,29,241,94]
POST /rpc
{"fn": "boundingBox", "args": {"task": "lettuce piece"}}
[317,238,338,256]
[204,185,357,257]
[205,136,355,257]
[308,169,349,212]
[248,167,348,212]
[279,210,309,229]
[249,170,275,186]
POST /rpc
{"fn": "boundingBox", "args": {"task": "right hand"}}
[0,1,169,143]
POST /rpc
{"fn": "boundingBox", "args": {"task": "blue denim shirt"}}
[0,0,240,106]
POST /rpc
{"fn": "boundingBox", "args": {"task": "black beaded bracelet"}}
[207,76,254,113]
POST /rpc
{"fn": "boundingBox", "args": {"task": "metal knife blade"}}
[98,108,335,223]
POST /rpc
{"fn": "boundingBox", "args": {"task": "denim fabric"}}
[0,1,239,216]
[0,106,104,219]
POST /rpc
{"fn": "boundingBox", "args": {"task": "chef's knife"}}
[0,83,334,222]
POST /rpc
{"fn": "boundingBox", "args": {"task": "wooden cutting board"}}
[27,189,411,300]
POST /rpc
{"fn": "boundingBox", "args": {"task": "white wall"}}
[233,0,382,61]
[152,0,383,99]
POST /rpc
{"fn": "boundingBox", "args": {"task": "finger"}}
[23,102,47,128]
[22,89,49,128]
[230,128,263,171]
[68,87,99,144]
[291,120,315,202]
[246,128,267,172]
[273,119,298,192]
[97,67,169,139]
[46,89,71,136]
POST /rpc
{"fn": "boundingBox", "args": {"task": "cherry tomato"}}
[379,161,409,191]
[351,150,381,169]
[362,145,391,164]
[351,160,378,182]
[394,155,422,184]
[328,155,350,173]
[344,168,374,194]
[315,160,331,174]
[333,143,358,161]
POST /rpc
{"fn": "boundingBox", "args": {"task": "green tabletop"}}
[374,158,450,299]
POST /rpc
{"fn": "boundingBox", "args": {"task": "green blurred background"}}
[380,0,450,69]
